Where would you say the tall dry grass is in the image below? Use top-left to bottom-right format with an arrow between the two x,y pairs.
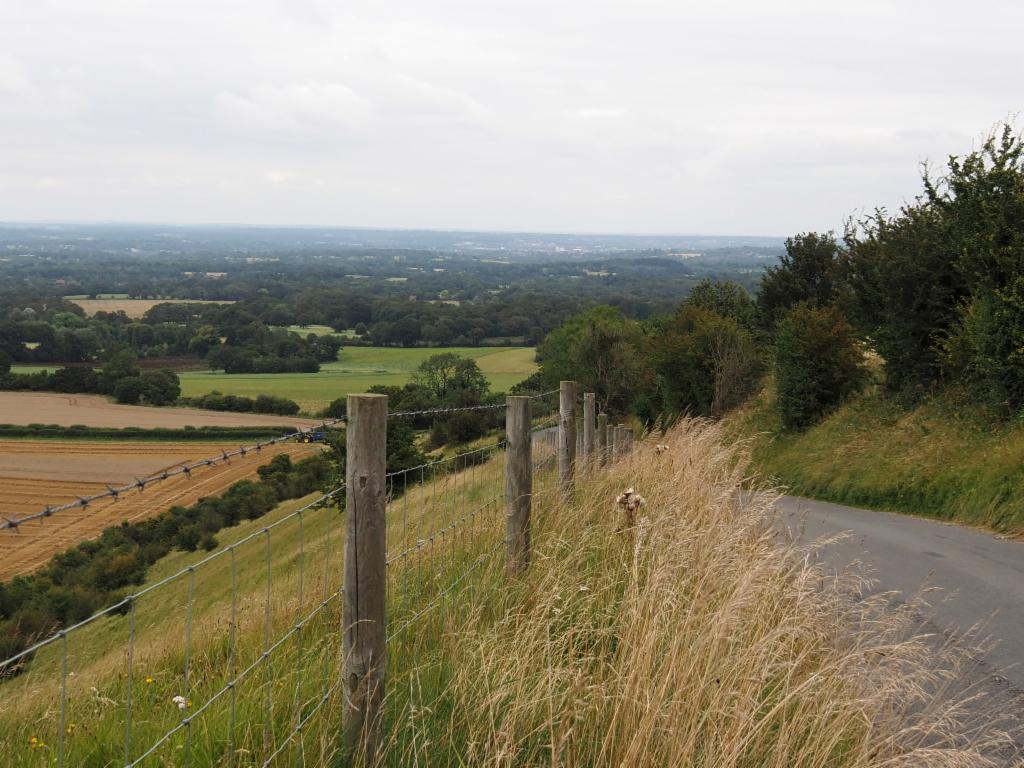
381,419 -> 1019,767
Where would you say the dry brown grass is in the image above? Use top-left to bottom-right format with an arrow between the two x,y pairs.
382,419 -> 1020,767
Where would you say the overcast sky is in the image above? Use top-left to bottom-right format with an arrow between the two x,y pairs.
1,0 -> 1020,236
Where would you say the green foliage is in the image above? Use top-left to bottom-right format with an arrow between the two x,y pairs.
651,306 -> 762,418
685,278 -> 758,331
757,232 -> 840,330
843,124 -> 1024,405
320,396 -> 346,419
537,306 -> 652,416
99,350 -> 141,393
0,424 -> 285,440
139,369 -> 180,405
773,305 -> 868,430
178,391 -> 300,415
944,276 -> 1024,410
842,205 -> 961,393
412,353 -> 489,401
112,375 -> 146,404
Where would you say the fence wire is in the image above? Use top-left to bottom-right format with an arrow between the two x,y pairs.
384,440 -> 507,642
1,417 -> 347,533
1,485 -> 348,767
0,387 -> 611,766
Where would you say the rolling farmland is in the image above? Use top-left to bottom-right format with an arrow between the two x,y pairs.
179,345 -> 538,411
0,439 -> 318,578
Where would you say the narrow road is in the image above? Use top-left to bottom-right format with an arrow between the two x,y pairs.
775,495 -> 1024,690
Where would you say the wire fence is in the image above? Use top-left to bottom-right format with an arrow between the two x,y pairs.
0,384 -> 628,766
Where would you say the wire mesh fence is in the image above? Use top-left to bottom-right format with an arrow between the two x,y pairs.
0,486 -> 348,766
0,385 -> 629,766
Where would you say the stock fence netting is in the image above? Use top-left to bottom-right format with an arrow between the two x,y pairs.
0,388 -> 575,766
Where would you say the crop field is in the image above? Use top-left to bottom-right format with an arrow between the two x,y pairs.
179,345 -> 538,412
68,298 -> 233,318
0,439 -> 318,578
0,392 -> 320,429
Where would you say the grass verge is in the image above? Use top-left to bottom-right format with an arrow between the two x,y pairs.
0,421 -> 1014,766
727,383 -> 1024,535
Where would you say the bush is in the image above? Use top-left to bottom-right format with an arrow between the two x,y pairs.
252,394 -> 300,415
180,392 -> 300,416
651,306 -> 762,418
321,397 -> 346,419
113,375 -> 147,404
944,276 -> 1024,410
773,304 -> 868,430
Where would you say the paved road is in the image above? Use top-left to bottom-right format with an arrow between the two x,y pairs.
775,495 -> 1024,690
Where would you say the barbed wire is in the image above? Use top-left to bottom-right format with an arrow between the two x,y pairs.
4,392 -> 556,534
0,380 -> 614,765
529,388 -> 561,399
384,440 -> 506,481
0,483 -> 345,673
388,402 -> 507,419
0,417 -> 347,533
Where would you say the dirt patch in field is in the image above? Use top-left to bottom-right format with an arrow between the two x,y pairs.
0,440 -> 320,579
69,298 -> 233,318
0,392 -> 320,429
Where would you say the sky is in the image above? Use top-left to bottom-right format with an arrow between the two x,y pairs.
0,0 -> 1021,236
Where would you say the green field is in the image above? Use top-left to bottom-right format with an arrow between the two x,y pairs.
179,346 -> 537,412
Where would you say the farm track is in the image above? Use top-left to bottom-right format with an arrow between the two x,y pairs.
0,440 -> 318,579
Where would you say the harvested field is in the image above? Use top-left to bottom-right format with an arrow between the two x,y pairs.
69,298 -> 232,318
0,392 -> 320,430
0,439 -> 319,578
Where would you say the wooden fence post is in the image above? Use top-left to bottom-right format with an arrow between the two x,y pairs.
609,423 -> 618,463
505,396 -> 532,575
558,381 -> 577,493
343,393 -> 388,763
596,412 -> 608,467
615,425 -> 627,460
582,393 -> 596,468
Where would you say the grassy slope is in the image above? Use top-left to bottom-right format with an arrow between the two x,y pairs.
178,346 -> 537,412
728,383 -> 1024,535
1,424 -> 1010,766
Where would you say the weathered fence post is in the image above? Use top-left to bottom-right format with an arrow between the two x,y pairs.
558,381 -> 577,493
505,396 -> 532,575
596,412 -> 608,468
609,423 -> 618,463
343,393 -> 388,763
582,393 -> 596,468
615,425 -> 627,460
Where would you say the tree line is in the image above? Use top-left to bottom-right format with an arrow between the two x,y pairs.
534,124 -> 1024,432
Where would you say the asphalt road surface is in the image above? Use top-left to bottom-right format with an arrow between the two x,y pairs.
775,495 -> 1024,761
775,495 -> 1024,688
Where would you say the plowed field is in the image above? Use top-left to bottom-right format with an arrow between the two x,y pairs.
0,440 -> 319,579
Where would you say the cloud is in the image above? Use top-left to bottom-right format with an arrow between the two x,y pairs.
0,0 -> 1021,234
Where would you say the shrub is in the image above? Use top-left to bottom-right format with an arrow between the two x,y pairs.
773,304 -> 868,430
113,375 -> 147,404
651,306 -> 762,418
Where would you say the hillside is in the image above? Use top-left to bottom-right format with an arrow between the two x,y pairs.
0,419 -> 1011,765
728,383 -> 1024,536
